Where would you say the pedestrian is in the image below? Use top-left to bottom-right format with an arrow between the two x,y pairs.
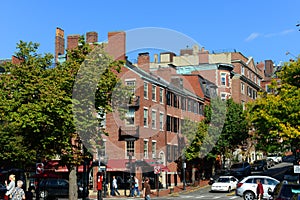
132,176 -> 140,197
112,176 -> 120,196
11,180 -> 25,200
4,174 -> 15,200
256,179 -> 264,200
142,177 -> 151,200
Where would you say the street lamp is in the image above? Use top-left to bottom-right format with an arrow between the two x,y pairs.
182,154 -> 186,190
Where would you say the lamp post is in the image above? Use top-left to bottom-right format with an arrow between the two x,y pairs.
182,154 -> 186,190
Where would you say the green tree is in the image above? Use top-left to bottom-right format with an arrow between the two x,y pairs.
247,58 -> 300,152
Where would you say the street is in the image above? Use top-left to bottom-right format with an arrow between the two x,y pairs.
80,162 -> 292,200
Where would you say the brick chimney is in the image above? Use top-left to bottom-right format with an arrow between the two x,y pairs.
55,27 -> 65,62
137,52 -> 150,72
67,34 -> 80,50
106,31 -> 126,60
265,60 -> 274,77
86,31 -> 98,43
199,47 -> 209,64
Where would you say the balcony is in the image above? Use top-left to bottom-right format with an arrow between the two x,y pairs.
119,126 -> 140,141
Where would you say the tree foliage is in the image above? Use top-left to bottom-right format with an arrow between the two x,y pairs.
247,58 -> 300,152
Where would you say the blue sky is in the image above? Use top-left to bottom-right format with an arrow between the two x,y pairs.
1,0 -> 299,65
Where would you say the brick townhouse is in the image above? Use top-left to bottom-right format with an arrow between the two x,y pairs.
54,28 -> 216,192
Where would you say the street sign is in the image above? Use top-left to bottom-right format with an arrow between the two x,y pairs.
294,165 -> 300,173
154,166 -> 161,174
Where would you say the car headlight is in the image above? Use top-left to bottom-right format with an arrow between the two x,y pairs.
79,186 -> 83,191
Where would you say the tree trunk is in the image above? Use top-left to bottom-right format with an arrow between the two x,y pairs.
69,166 -> 78,200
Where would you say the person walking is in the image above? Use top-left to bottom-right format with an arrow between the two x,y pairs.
132,176 -> 140,197
256,179 -> 264,200
112,176 -> 120,196
5,174 -> 15,200
11,180 -> 25,200
143,177 -> 151,200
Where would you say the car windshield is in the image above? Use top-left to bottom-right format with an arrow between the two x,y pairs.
231,163 -> 243,168
217,178 -> 230,183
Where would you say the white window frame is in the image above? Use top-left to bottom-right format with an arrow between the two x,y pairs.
125,107 -> 135,126
159,87 -> 164,104
152,140 -> 157,159
125,79 -> 136,95
126,141 -> 135,158
159,112 -> 164,131
241,82 -> 245,94
220,72 -> 226,86
152,85 -> 156,102
143,107 -> 148,127
144,139 -> 149,158
144,81 -> 148,99
241,66 -> 245,75
220,92 -> 227,101
151,109 -> 157,129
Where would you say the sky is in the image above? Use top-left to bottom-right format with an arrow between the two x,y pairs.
1,0 -> 300,65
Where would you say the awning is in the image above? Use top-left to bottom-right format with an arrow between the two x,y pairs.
144,159 -> 170,172
106,159 -> 135,172
44,160 -> 86,173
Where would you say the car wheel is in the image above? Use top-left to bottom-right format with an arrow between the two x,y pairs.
40,190 -> 48,198
228,186 -> 231,192
243,191 -> 255,200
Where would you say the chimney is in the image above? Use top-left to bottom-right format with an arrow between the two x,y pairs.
67,34 -> 80,50
11,55 -> 23,65
55,27 -> 65,62
160,52 -> 176,63
265,60 -> 274,77
199,47 -> 209,64
86,31 -> 98,43
106,31 -> 126,60
137,52 -> 150,72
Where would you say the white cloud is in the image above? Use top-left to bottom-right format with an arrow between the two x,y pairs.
245,32 -> 260,42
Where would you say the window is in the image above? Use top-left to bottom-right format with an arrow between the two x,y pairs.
159,88 -> 164,103
125,107 -> 135,126
181,97 -> 186,110
173,146 -> 178,161
167,145 -> 171,162
126,141 -> 135,157
144,108 -> 148,127
221,73 -> 226,86
241,82 -> 245,94
151,110 -> 156,129
152,85 -> 156,101
144,82 -> 148,99
152,141 -> 156,158
126,80 -> 136,95
144,140 -> 148,158
159,112 -> 164,130
221,93 -> 226,101
166,91 -> 171,105
241,66 -> 245,75
166,115 -> 171,131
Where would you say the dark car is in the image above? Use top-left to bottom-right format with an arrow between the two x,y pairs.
229,162 -> 251,177
37,178 -> 88,199
251,159 -> 268,172
0,183 -> 6,199
284,167 -> 299,183
268,182 -> 300,200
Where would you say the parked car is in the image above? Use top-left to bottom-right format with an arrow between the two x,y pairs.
267,153 -> 282,164
268,182 -> 300,200
283,155 -> 296,163
251,159 -> 268,172
230,162 -> 251,177
284,167 -> 299,183
210,176 -> 239,192
0,183 -> 6,199
37,178 -> 88,199
267,158 -> 276,168
235,175 -> 279,200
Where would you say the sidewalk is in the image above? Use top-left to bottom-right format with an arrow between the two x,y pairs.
88,180 -> 209,199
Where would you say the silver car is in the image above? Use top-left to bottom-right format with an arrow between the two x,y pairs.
236,175 -> 279,200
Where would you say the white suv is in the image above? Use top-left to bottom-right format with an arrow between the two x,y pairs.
235,175 -> 279,200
